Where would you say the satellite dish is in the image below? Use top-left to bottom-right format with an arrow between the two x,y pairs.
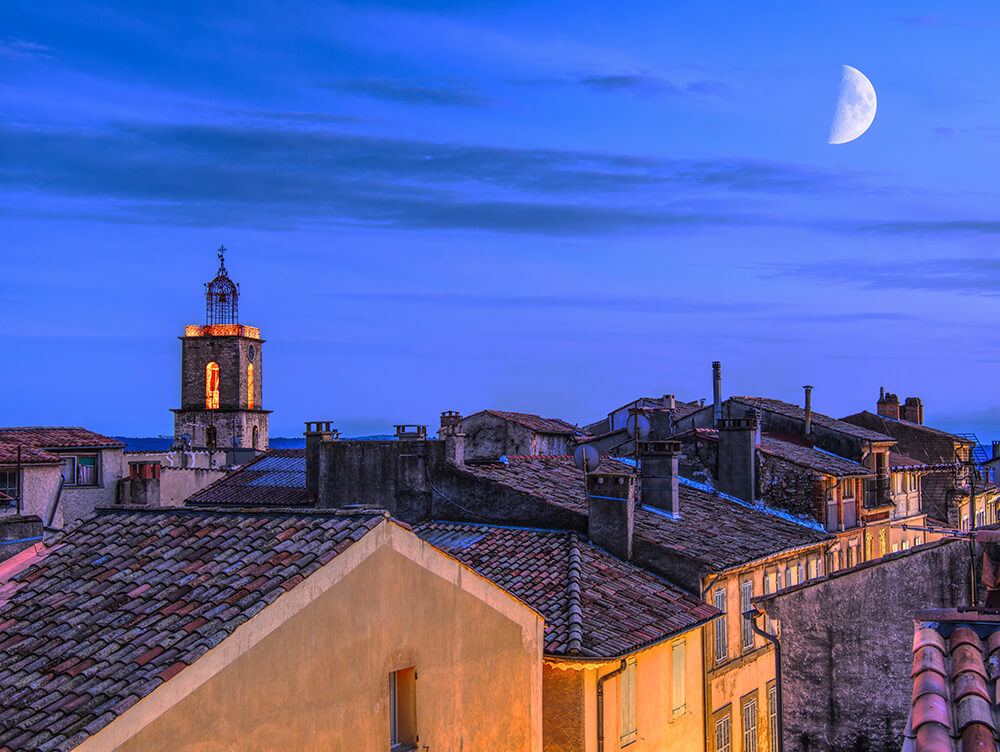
626,413 -> 651,441
574,444 -> 600,473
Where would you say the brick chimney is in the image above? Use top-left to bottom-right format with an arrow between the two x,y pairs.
587,472 -> 636,561
900,397 -> 924,425
304,421 -> 339,499
123,461 -> 161,506
394,425 -> 427,441
439,411 -> 462,435
877,387 -> 900,420
712,361 -> 722,427
639,440 -> 680,517
718,416 -> 759,504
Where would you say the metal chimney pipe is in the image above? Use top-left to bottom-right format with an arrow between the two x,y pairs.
803,386 -> 813,436
712,361 -> 722,427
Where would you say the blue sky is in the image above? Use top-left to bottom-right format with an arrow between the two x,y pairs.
3,1 -> 1000,439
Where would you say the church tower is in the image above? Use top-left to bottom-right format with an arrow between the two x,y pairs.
172,247 -> 270,451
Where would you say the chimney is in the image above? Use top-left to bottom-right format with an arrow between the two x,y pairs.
445,432 -> 465,466
124,461 -> 161,506
663,394 -> 676,410
439,410 -> 462,435
639,440 -> 681,517
877,388 -> 900,420
305,421 -> 338,499
993,441 -> 1000,460
712,361 -> 722,426
803,385 -> 813,437
718,416 -> 758,504
394,425 -> 427,441
901,397 -> 924,425
587,472 -> 636,561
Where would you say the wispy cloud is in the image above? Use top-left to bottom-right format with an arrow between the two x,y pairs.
859,220 -> 1000,235
578,74 -> 729,97
764,258 -> 1000,297
321,78 -> 490,107
0,120 -> 846,233
0,39 -> 53,61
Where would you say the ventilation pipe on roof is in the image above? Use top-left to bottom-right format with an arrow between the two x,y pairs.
803,385 -> 813,437
712,361 -> 722,427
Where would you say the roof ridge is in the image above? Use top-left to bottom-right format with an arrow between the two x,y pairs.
565,532 -> 584,656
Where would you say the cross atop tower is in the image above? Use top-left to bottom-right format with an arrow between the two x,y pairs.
217,244 -> 227,268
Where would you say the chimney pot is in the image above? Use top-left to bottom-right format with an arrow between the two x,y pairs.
712,361 -> 722,427
803,385 -> 813,436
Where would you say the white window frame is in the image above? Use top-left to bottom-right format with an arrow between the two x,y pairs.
741,580 -> 754,651
714,588 -> 727,663
715,712 -> 731,752
743,698 -> 758,752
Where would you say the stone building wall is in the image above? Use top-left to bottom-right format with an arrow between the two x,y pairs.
758,454 -> 826,520
758,539 -> 971,752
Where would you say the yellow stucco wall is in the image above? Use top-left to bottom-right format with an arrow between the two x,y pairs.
81,521 -> 544,752
544,627 -> 707,752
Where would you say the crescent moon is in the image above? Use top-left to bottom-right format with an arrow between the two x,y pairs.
828,65 -> 877,144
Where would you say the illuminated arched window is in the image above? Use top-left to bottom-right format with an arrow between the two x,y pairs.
247,363 -> 255,409
206,362 -> 220,409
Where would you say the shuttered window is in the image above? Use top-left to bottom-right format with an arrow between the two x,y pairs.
619,657 -> 637,745
672,641 -> 686,715
714,589 -> 727,663
715,713 -> 731,752
741,580 -> 754,650
743,698 -> 757,752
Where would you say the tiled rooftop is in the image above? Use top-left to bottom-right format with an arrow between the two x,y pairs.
414,522 -> 718,657
0,428 -> 124,451
186,449 -> 312,507
891,451 -> 931,470
904,614 -> 1000,752
842,411 -> 971,466
0,507 -> 385,751
478,410 -> 583,435
731,397 -> 896,444
687,428 -> 873,478
459,456 -> 831,571
0,443 -> 63,466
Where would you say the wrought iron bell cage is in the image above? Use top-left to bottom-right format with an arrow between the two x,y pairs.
205,246 -> 239,326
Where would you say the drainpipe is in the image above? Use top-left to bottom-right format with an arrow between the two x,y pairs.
748,608 -> 783,752
45,476 -> 65,529
596,658 -> 628,752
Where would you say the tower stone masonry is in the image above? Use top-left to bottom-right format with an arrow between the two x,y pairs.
172,247 -> 270,451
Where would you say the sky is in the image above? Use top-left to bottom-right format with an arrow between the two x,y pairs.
3,1 -> 1000,439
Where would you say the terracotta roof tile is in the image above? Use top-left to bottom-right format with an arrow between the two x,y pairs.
689,429 -> 873,478
459,456 -> 830,571
186,449 -> 312,507
414,522 -> 718,658
477,410 -> 583,435
0,507 -> 384,750
0,428 -> 124,450
731,398 -> 896,443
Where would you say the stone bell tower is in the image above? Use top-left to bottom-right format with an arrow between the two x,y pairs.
172,246 -> 270,451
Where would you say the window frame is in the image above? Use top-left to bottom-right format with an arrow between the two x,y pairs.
713,588 -> 728,664
741,579 -> 754,651
713,706 -> 732,752
0,469 -> 18,505
768,682 -> 778,752
671,639 -> 686,717
741,691 -> 759,752
61,454 -> 100,487
389,667 -> 417,750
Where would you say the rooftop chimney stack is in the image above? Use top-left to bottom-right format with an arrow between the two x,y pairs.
394,425 -> 427,441
587,472 -> 636,561
445,432 -> 465,467
439,411 -> 463,435
803,385 -> 813,437
993,441 -> 1000,460
304,421 -> 339,499
901,397 -> 924,425
712,361 -> 722,427
639,440 -> 681,517
718,416 -> 758,504
664,394 -> 677,410
877,388 -> 900,420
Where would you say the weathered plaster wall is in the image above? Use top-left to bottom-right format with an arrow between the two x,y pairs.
0,515 -> 43,562
6,465 -> 62,526
105,523 -> 544,752
543,664 -> 586,752
59,447 -> 122,525
759,540 -> 970,752
758,455 -> 826,520
161,467 -> 227,507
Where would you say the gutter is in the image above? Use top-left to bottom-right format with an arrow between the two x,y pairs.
748,607 -> 783,752
596,658 -> 627,752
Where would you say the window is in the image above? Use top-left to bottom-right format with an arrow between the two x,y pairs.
847,545 -> 854,568
825,487 -> 838,532
741,580 -> 754,651
252,426 -> 259,450
205,426 -> 217,449
389,667 -> 417,749
768,684 -> 778,752
206,362 -> 220,409
714,589 -> 728,663
61,456 -> 98,486
715,710 -> 732,752
909,473 -> 918,492
743,696 -> 758,752
841,479 -> 855,499
977,510 -> 985,529
763,574 -> 773,633
247,363 -> 255,410
672,640 -> 686,716
797,564 -> 804,583
0,470 -> 17,504
619,657 -> 637,745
